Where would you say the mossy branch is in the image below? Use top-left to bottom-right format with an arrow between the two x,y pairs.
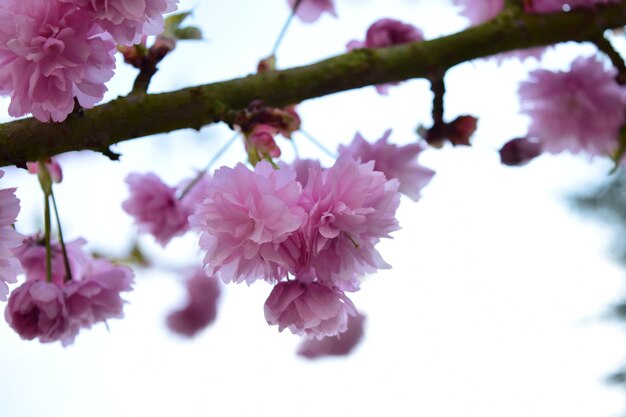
1,3 -> 626,166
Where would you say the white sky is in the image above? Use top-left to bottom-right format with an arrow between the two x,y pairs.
1,1 -> 625,416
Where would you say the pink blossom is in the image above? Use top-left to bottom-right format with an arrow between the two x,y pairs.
338,130 -> 435,201
63,258 -> 133,331
13,236 -> 90,286
453,0 -> 503,25
7,244 -> 134,345
288,0 -> 336,23
190,162 -> 306,284
5,280 -> 76,344
123,173 -> 194,246
246,124 -> 282,159
26,158 -> 63,183
297,313 -> 365,359
0,173 -> 23,301
518,56 -> 626,156
0,0 -> 116,122
166,268 -> 221,337
347,19 -> 424,95
300,155 -> 400,288
264,281 -> 357,339
61,0 -> 179,45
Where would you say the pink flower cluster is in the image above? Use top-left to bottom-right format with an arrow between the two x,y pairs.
0,170 -> 23,301
123,172 -> 210,246
190,156 -> 400,339
518,56 -> 626,156
338,130 -> 435,201
61,0 -> 179,45
13,236 -> 90,285
5,236 -> 134,345
0,0 -> 177,122
347,19 -> 424,94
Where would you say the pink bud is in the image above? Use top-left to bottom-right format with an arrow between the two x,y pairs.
246,124 -> 282,158
499,137 -> 542,166
26,158 -> 63,183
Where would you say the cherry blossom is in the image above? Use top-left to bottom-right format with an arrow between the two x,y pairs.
167,268 -> 221,337
264,281 -> 356,339
190,161 -> 306,284
0,0 -> 116,122
123,173 -> 196,246
300,155 -> 400,288
519,56 -> 626,156
61,0 -> 179,45
5,280 -> 74,344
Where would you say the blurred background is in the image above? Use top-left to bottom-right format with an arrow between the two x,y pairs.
0,0 -> 625,416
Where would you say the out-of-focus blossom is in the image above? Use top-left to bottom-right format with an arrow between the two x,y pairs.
518,56 -> 626,156
5,280 -> 75,344
13,236 -> 90,286
190,162 -> 306,284
26,159 -> 63,183
0,171 -> 23,301
288,0 -> 336,23
123,173 -> 194,246
300,155 -> 400,288
338,130 -> 435,201
297,312 -> 366,359
347,19 -> 424,94
167,268 -> 221,337
264,281 -> 356,339
61,0 -> 179,45
499,137 -> 543,166
0,0 -> 116,122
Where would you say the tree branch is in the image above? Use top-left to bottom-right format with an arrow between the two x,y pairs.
1,3 -> 626,166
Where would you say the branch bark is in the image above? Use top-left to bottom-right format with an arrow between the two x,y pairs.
1,3 -> 626,166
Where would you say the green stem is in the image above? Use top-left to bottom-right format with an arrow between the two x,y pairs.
43,194 -> 52,283
50,190 -> 73,282
271,0 -> 303,56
